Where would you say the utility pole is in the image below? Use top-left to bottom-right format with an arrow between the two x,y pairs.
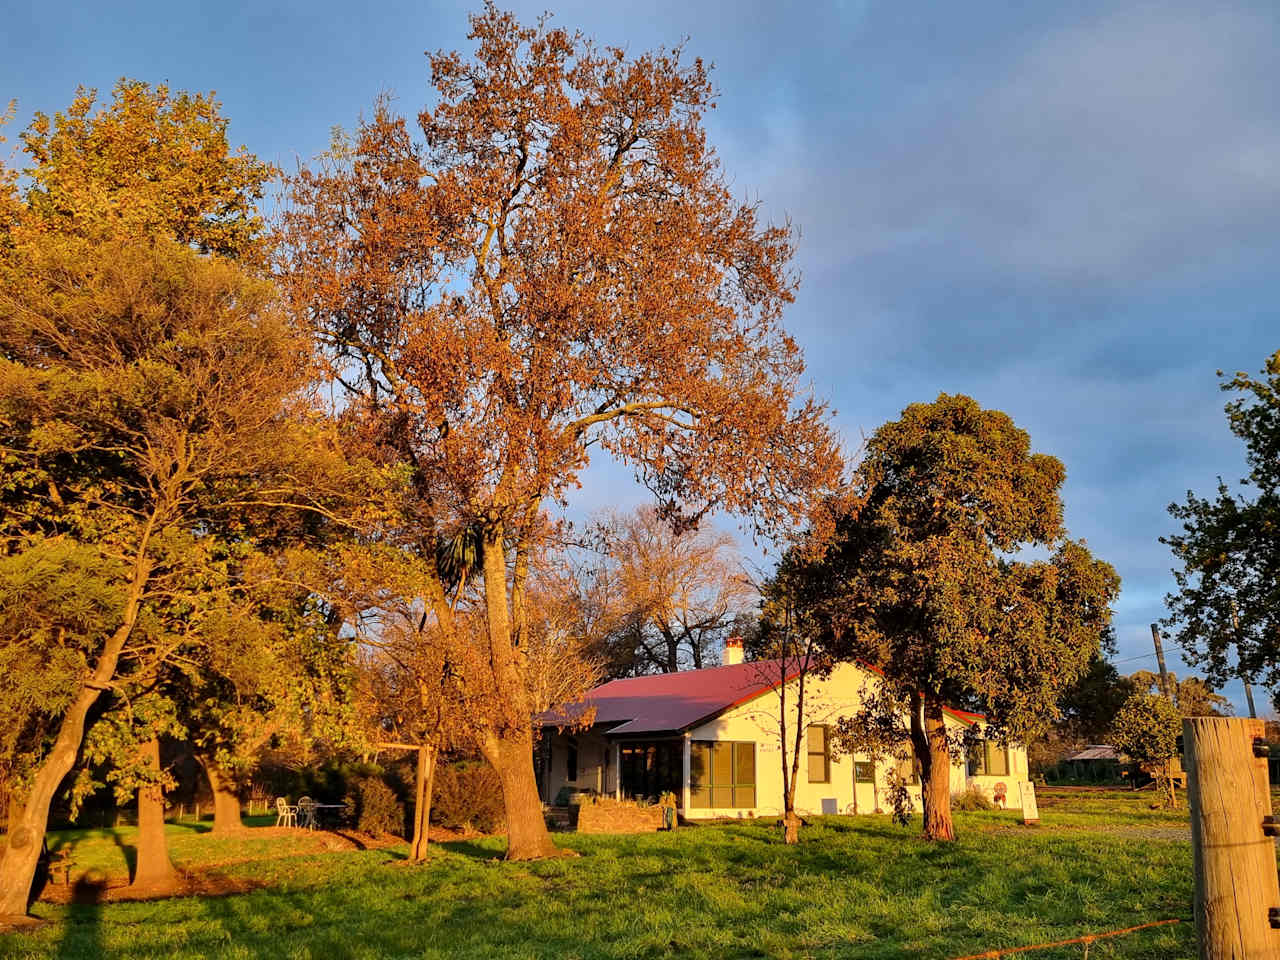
1150,623 -> 1178,708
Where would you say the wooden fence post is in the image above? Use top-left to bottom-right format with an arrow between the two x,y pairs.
1184,716 -> 1280,959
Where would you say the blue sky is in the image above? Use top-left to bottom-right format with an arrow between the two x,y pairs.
5,1 -> 1278,709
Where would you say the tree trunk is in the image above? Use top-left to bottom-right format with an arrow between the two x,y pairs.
130,738 -> 176,892
910,692 -> 956,842
408,743 -> 437,863
478,525 -> 567,861
782,810 -> 801,844
484,729 -> 568,860
198,757 -> 244,834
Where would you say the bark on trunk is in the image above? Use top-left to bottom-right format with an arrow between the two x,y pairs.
478,525 -> 567,861
910,692 -> 956,842
408,744 -> 437,862
485,729 -> 568,860
198,758 -> 244,834
782,811 -> 801,845
130,738 -> 176,892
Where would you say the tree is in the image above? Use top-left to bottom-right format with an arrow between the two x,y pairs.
1164,351 -> 1280,701
182,586 -> 356,835
17,79 -> 271,261
784,394 -> 1120,841
745,570 -> 836,844
1061,652 -> 1135,743
278,5 -> 841,860
1129,670 -> 1231,718
587,506 -> 753,677
1028,650 -> 1133,775
1110,692 -> 1182,808
0,82 -> 362,917
342,530 -> 602,863
72,694 -> 184,892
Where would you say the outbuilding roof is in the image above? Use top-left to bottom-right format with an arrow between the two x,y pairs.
1066,744 -> 1127,762
543,659 -> 986,736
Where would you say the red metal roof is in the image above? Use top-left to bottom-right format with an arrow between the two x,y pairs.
553,659 -> 800,735
544,659 -> 984,735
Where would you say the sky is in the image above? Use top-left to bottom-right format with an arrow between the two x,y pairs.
4,0 -> 1278,710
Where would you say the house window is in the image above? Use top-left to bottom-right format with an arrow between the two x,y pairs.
566,737 -> 578,783
853,760 -> 875,784
807,725 -> 831,783
619,741 -> 682,802
968,741 -> 1009,777
690,741 -> 756,808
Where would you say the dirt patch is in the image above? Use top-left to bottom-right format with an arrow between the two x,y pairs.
39,869 -> 266,905
0,914 -> 48,934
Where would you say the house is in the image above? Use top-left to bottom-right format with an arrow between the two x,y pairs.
537,640 -> 1029,819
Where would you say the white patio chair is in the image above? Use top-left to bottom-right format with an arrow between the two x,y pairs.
275,796 -> 297,828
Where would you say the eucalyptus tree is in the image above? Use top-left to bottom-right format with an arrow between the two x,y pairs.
782,395 -> 1119,841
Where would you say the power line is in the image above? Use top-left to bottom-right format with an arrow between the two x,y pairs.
1112,652 -> 1158,664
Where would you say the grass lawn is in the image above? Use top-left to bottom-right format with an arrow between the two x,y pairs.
1,792 -> 1195,959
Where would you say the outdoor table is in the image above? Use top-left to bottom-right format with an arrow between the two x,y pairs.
307,803 -> 347,829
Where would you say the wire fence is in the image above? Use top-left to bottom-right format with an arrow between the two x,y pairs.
950,918 -> 1184,959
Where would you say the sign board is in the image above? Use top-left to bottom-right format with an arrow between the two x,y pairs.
1019,781 -> 1039,825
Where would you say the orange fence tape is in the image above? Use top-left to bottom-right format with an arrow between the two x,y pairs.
949,918 -> 1183,959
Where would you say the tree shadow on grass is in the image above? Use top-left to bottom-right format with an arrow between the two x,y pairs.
165,820 -> 213,835
437,838 -> 505,861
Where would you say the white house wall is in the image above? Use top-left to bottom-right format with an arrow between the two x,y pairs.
539,661 -> 1029,818
685,662 -> 1028,819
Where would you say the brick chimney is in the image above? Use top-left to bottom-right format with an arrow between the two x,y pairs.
723,636 -> 744,666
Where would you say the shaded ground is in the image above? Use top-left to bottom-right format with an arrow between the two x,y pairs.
1,794 -> 1194,959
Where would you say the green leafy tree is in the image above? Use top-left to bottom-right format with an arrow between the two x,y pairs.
1110,692 -> 1182,808
72,694 -> 185,891
1061,651 -> 1134,743
180,586 -> 357,835
18,79 -> 272,261
1129,670 -> 1231,718
1028,650 -> 1133,776
786,394 -> 1120,841
0,82 -> 363,918
1163,351 -> 1280,702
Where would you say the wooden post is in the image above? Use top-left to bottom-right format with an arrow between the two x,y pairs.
1184,716 -> 1280,959
681,735 -> 691,813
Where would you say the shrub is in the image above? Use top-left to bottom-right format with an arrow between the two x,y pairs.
432,762 -> 504,833
952,786 -> 995,811
884,768 -> 914,827
347,776 -> 405,837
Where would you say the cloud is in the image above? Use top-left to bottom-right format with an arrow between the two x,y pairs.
719,2 -> 1280,295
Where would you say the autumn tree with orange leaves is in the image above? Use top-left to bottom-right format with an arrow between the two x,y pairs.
279,5 -> 841,860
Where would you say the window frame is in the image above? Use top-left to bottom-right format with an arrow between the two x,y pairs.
806,724 -> 831,784
967,740 -> 1010,778
690,740 -> 757,808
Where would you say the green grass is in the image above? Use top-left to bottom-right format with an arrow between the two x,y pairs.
2,793 -> 1195,960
